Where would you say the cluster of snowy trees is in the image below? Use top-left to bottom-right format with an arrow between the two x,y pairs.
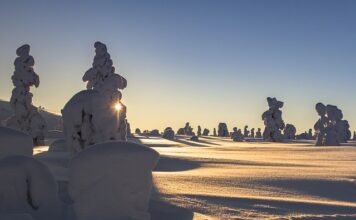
0,43 -> 159,220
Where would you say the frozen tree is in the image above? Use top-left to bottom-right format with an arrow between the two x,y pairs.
256,128 -> 262,138
162,127 -> 175,140
243,125 -> 249,137
202,128 -> 210,136
213,128 -> 217,136
62,42 -> 127,153
218,122 -> 229,137
308,129 -> 313,139
284,124 -> 296,140
250,128 -> 255,138
117,102 -> 128,141
6,45 -> 46,146
197,126 -> 202,136
231,127 -> 244,142
262,97 -> 285,142
135,128 -> 141,134
177,122 -> 194,135
314,103 -> 350,146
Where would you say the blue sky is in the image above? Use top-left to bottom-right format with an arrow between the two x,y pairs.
0,0 -> 355,133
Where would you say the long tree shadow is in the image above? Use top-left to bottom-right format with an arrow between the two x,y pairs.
149,185 -> 195,220
174,193 -> 356,218
153,156 -> 201,172
259,178 -> 356,203
171,138 -> 211,147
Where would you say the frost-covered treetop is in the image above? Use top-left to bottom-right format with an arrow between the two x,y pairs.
12,44 -> 39,89
82,41 -> 127,96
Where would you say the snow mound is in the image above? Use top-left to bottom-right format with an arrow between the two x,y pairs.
0,127 -> 33,159
0,156 -> 62,220
48,139 -> 67,152
68,141 -> 159,220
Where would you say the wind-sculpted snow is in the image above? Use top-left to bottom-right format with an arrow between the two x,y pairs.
62,42 -> 127,153
6,45 -> 46,146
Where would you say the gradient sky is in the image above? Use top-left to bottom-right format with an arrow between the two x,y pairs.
0,0 -> 355,133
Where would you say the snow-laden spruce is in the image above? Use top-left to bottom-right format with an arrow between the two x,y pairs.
62,42 -> 127,153
6,45 -> 46,146
314,103 -> 351,146
262,97 -> 285,142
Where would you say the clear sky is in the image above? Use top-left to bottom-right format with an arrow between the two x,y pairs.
0,0 -> 355,133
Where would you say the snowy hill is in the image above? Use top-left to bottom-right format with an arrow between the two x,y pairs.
0,100 -> 62,130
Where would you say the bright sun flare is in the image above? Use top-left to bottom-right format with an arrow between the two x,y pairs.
114,103 -> 122,111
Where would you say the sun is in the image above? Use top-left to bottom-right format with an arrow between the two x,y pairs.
114,103 -> 122,111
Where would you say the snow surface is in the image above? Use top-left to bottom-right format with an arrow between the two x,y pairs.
67,141 -> 159,220
30,135 -> 356,219
133,135 -> 356,219
0,126 -> 33,159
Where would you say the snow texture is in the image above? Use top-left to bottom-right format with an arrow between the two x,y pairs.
0,156 -> 62,220
67,141 -> 159,220
0,126 -> 33,159
62,42 -> 127,154
6,45 -> 46,146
